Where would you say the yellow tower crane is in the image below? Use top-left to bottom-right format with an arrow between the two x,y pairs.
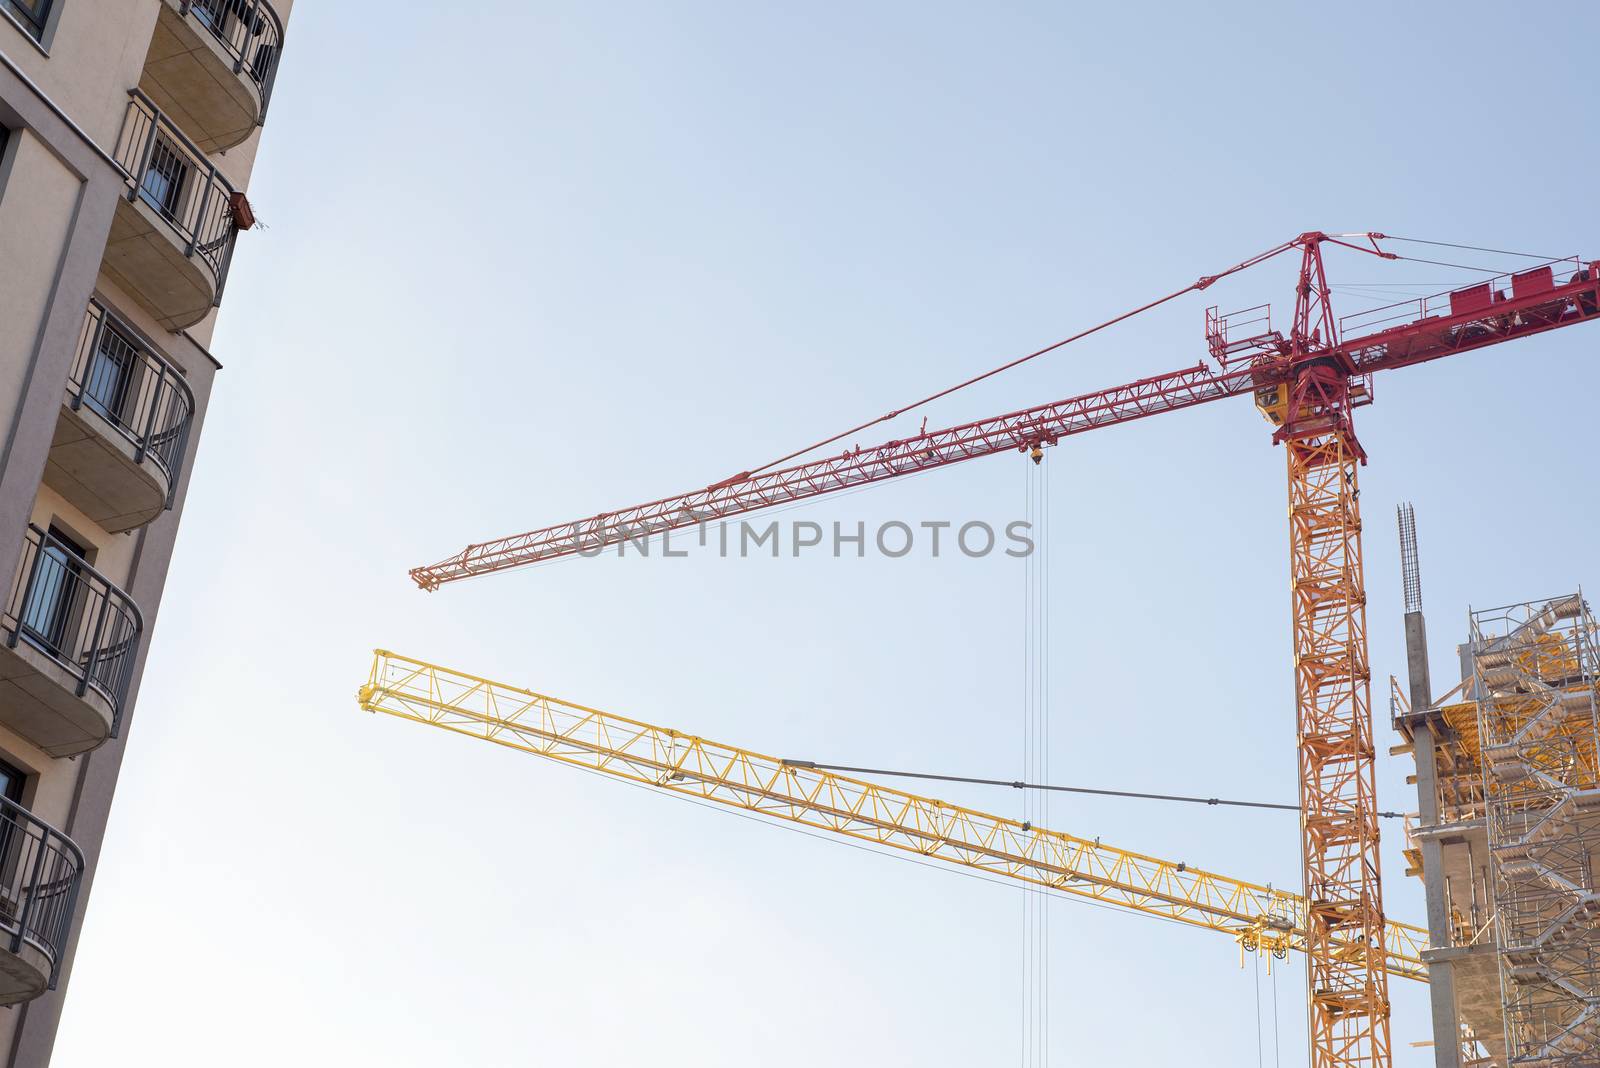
359,649 -> 1430,982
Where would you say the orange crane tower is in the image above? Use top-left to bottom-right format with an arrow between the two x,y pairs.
404,234 -> 1600,1068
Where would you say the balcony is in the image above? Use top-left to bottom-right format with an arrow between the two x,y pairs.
0,798 -> 82,1005
142,0 -> 285,153
0,526 -> 143,758
104,91 -> 244,331
45,301 -> 194,534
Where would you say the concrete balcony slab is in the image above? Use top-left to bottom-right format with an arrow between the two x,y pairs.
141,0 -> 283,153
43,301 -> 193,533
0,526 -> 143,757
0,638 -> 115,759
45,406 -> 169,534
102,192 -> 221,332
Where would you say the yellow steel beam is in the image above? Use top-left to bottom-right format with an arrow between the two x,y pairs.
359,649 -> 1429,981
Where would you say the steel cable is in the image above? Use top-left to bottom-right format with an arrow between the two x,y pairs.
1385,235 -> 1563,261
779,761 -> 1406,819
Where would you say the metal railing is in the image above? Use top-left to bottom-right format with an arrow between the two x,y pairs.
112,90 -> 241,301
69,301 -> 195,508
1338,256 -> 1592,339
179,0 -> 285,120
0,796 -> 82,991
2,526 -> 143,737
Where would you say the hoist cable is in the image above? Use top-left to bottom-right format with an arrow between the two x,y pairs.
1271,957 -> 1281,1068
1254,953 -> 1265,1068
1020,462 -> 1034,1068
1041,460 -> 1051,1063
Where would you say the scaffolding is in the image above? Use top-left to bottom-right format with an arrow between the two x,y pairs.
1471,594 -> 1600,1066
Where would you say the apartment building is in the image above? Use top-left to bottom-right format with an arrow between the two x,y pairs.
0,1 -> 291,1061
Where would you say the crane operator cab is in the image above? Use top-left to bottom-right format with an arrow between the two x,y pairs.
1254,381 -> 1289,427
1252,356 -> 1371,431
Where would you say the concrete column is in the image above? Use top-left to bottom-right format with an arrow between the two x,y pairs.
1405,610 -> 1462,1068
0,59 -> 125,578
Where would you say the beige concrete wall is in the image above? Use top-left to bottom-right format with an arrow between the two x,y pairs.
0,709 -> 82,828
28,483 -> 138,587
0,0 -> 160,149
0,129 -> 80,442
94,271 -> 213,382
1,0 -> 293,177
4,0 -> 288,350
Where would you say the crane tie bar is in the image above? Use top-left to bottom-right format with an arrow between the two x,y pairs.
781,760 -> 1404,818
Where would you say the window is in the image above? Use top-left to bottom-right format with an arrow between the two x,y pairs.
191,0 -> 250,43
0,758 -> 23,809
0,755 -> 24,901
189,0 -> 220,29
249,41 -> 277,85
139,137 -> 189,221
20,526 -> 87,657
0,0 -> 51,41
84,321 -> 139,429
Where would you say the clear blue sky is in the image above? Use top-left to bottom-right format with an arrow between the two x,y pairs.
54,2 -> 1600,1065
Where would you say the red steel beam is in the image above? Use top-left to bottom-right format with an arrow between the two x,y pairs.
410,361 -> 1262,588
410,259 -> 1599,590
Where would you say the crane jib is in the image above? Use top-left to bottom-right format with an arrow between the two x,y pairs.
408,361 -> 1262,587
360,649 -> 1430,980
408,257 -> 1599,590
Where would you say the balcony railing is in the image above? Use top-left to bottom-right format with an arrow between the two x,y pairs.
0,796 -> 82,993
69,301 -> 195,509
2,526 -> 143,737
180,0 -> 286,121
112,90 -> 241,301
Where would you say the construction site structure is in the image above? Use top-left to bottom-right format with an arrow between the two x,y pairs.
1475,595 -> 1600,1064
360,649 -> 1430,982
402,235 -> 1600,1067
1391,510 -> 1599,1066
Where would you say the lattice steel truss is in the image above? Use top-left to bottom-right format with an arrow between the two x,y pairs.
360,650 -> 1431,981
1288,431 -> 1391,1068
1472,594 -> 1600,1065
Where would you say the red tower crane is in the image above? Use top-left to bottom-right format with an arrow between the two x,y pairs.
407,233 -> 1600,1068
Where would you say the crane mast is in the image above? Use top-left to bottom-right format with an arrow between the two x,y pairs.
1276,239 -> 1389,1068
360,649 -> 1430,982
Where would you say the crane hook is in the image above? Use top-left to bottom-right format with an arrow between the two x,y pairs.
1029,444 -> 1044,465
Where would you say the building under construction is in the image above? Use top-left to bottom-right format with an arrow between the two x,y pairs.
1393,506 -> 1599,1066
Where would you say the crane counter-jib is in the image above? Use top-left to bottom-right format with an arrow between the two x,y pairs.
358,649 -> 1429,981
